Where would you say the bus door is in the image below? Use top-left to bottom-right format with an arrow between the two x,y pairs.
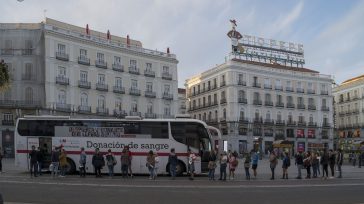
207,126 -> 222,154
38,137 -> 52,169
26,137 -> 39,169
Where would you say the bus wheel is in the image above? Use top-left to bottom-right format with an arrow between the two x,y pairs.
66,158 -> 76,174
176,161 -> 186,176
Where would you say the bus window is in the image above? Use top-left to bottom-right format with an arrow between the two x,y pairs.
140,122 -> 168,138
171,122 -> 210,150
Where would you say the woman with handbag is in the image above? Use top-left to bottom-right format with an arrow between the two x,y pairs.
207,149 -> 217,180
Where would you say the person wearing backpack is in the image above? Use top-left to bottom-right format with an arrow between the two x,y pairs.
281,152 -> 290,179
269,151 -> 278,180
105,149 -> 116,178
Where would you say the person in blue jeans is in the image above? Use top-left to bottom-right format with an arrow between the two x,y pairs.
251,150 -> 259,178
207,150 -> 217,180
168,148 -> 178,179
219,152 -> 228,181
244,153 -> 251,180
51,147 -> 60,178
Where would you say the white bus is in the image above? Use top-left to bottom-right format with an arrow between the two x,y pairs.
15,116 -> 221,175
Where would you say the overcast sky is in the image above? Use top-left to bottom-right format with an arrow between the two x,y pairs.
2,0 -> 364,87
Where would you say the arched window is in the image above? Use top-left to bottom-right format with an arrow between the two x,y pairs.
164,104 -> 170,116
309,114 -> 313,123
265,93 -> 271,102
203,112 -> 206,121
208,111 -> 212,121
255,109 -> 260,120
240,109 -> 245,120
266,111 -> 271,120
80,93 -> 88,106
147,102 -> 153,114
115,97 -> 122,110
131,100 -> 138,112
98,95 -> 105,108
25,87 -> 33,102
277,111 -> 282,121
58,90 -> 66,104
238,90 -> 245,99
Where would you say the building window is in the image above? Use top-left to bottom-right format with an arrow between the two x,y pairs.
3,113 -> 13,122
277,112 -> 281,121
265,93 -> 271,102
131,79 -> 138,89
80,49 -> 87,57
239,90 -> 245,99
80,71 -> 88,82
266,111 -> 271,120
58,66 -> 66,76
115,98 -> 122,110
130,60 -> 137,68
80,93 -> 88,106
58,90 -> 66,104
25,87 -> 33,102
164,104 -> 171,116
146,82 -> 153,92
57,44 -> 65,53
163,66 -> 169,74
97,53 -> 104,61
115,77 -> 122,87
147,102 -> 153,114
309,114 -> 313,123
114,56 -> 121,65
98,74 -> 105,84
146,63 -> 152,71
98,96 -> 105,108
131,101 -> 138,112
25,63 -> 33,78
223,108 -> 226,119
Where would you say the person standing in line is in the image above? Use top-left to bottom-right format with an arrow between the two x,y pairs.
320,149 -> 329,180
244,153 -> 251,180
269,151 -> 278,180
0,147 -> 3,173
311,152 -> 319,178
219,152 -> 228,181
105,149 -> 116,178
59,148 -> 67,177
228,151 -> 238,180
51,147 -> 60,178
79,147 -> 87,177
154,153 -> 160,178
251,150 -> 259,179
352,152 -> 357,167
207,149 -> 217,181
146,150 -> 156,180
295,151 -> 304,179
120,147 -> 130,178
187,149 -> 197,180
29,145 -> 38,178
328,149 -> 336,178
36,147 -> 44,176
281,152 -> 290,179
92,148 -> 104,178
168,148 -> 178,180
125,146 -> 133,178
336,148 -> 343,178
303,151 -> 312,179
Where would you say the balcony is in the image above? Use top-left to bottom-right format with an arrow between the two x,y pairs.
297,121 -> 307,127
144,70 -> 155,77
322,122 -> 331,128
308,122 -> 317,127
307,89 -> 316,94
264,101 -> 273,106
130,111 -> 141,117
275,120 -> 285,126
264,84 -> 272,89
96,83 -> 108,91
21,74 -> 36,81
78,80 -> 91,89
287,120 -> 296,126
321,106 -> 330,111
220,81 -> 226,87
252,83 -> 261,88
212,84 -> 217,90
321,90 -> 329,95
55,52 -> 69,61
162,72 -> 172,80
297,104 -> 306,110
1,49 -> 14,55
55,75 -> 69,85
96,107 -> 109,115
22,49 -> 33,55
286,103 -> 295,108
55,103 -> 72,112
145,90 -> 156,98
2,120 -> 14,126
308,105 -> 316,110
238,98 -> 247,104
264,119 -> 274,126
162,93 -> 173,100
145,113 -> 157,119
220,98 -> 227,104
253,100 -> 262,105
275,85 -> 283,91
352,109 -> 360,114
129,67 -> 140,75
0,100 -> 41,109
78,105 -> 91,113
296,88 -> 305,93
78,56 -> 90,65
238,81 -> 246,86
275,102 -> 284,108
112,63 -> 124,72
286,87 -> 294,92
253,118 -> 263,124
114,109 -> 127,118
113,86 -> 125,94
206,118 -> 218,124
239,117 -> 249,124
129,88 -> 141,96
264,132 -> 274,137
95,60 -> 107,69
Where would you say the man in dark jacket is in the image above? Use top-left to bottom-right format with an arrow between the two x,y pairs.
320,149 -> 330,179
336,149 -> 343,178
92,148 -> 104,177
51,147 -> 60,178
295,152 -> 304,179
168,148 -> 178,179
36,147 -> 44,176
329,149 -> 336,178
29,145 -> 38,178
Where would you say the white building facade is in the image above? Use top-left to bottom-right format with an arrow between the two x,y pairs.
186,57 -> 334,154
0,18 -> 178,155
333,75 -> 364,151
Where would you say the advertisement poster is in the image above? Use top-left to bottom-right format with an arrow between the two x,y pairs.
297,142 -> 305,152
308,129 -> 315,138
297,129 -> 305,138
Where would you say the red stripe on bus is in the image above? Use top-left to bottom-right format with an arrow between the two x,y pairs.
16,150 -> 189,157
